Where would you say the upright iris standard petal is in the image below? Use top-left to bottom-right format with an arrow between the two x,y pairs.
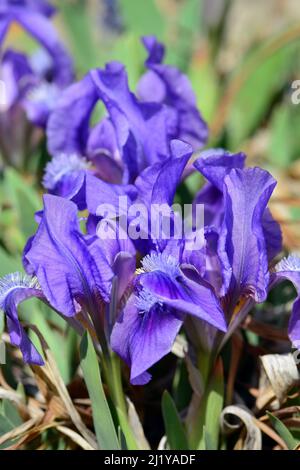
47,74 -> 98,156
193,149 -> 246,228
194,150 -> 282,260
0,272 -> 44,364
24,195 -> 114,318
137,36 -> 208,149
91,62 -> 170,182
47,73 -> 124,182
85,140 -> 191,257
218,168 -> 277,303
194,149 -> 246,191
135,139 -> 192,207
274,255 -> 300,347
130,140 -> 192,254
142,35 -> 165,65
47,55 -> 174,184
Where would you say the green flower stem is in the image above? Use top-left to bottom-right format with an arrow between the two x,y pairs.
108,351 -> 128,417
187,350 -> 224,450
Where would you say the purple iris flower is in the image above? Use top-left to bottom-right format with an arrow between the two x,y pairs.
273,255 -> 300,348
85,139 -> 193,253
45,36 -> 208,196
137,36 -> 209,150
44,64 -> 186,206
110,149 -> 284,381
111,249 -> 227,385
2,139 -> 299,387
180,150 -> 283,352
23,195 -> 114,318
194,149 -> 282,274
47,62 -> 170,186
0,194 -> 136,363
0,272 -> 45,364
0,0 -> 73,127
102,141 -> 225,384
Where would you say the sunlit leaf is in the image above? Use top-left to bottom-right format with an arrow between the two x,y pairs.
267,411 -> 299,450
162,390 -> 189,450
228,40 -> 300,148
80,333 -> 120,450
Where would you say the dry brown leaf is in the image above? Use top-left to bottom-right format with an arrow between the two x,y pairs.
220,405 -> 262,450
27,324 -> 98,449
126,397 -> 150,450
56,425 -> 95,450
257,353 -> 300,410
0,417 -> 41,447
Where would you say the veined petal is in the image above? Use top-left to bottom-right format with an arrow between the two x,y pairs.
25,195 -> 114,318
47,73 -> 98,156
218,168 -> 277,304
194,149 -> 246,191
138,251 -> 227,331
138,36 -> 208,149
135,139 -> 192,207
273,254 -> 300,348
90,62 -> 169,182
140,271 -> 227,332
194,152 -> 282,260
111,294 -> 183,385
0,272 -> 44,364
193,150 -> 245,230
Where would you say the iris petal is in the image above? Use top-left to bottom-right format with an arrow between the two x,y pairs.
218,167 -> 277,303
274,254 -> 300,348
0,272 -> 44,364
25,195 -> 114,318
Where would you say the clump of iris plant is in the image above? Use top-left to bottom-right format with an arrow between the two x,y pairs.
0,2 -> 299,450
0,0 -> 73,166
